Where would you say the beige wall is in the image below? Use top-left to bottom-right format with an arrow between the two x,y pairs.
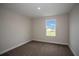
0,8 -> 32,54
69,4 -> 79,56
32,14 -> 69,45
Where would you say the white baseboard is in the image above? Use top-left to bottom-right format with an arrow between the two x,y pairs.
0,39 -> 69,55
32,39 -> 68,45
69,45 -> 76,56
0,40 -> 31,55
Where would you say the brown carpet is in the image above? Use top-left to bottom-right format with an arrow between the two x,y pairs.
1,41 -> 74,56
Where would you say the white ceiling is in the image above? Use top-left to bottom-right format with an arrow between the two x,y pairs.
1,3 -> 75,18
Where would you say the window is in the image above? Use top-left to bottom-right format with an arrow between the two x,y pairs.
46,19 -> 56,36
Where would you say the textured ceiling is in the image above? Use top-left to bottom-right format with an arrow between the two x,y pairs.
1,3 -> 75,18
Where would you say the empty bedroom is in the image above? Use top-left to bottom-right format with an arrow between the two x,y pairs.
0,3 -> 79,56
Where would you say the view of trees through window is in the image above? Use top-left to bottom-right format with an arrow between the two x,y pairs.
46,19 -> 56,36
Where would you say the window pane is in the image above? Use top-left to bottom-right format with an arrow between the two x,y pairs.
46,19 -> 56,36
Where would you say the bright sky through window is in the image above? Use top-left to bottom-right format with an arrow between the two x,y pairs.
46,19 -> 56,36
